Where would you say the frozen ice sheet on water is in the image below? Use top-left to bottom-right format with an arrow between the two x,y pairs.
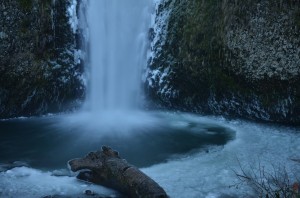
0,166 -> 118,198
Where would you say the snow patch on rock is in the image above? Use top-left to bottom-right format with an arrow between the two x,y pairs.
67,0 -> 78,34
147,0 -> 172,65
144,0 -> 179,99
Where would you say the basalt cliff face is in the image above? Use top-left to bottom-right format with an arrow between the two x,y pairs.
0,0 -> 85,118
1,0 -> 300,124
145,0 -> 300,124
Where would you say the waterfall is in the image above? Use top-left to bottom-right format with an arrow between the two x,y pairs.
87,0 -> 152,113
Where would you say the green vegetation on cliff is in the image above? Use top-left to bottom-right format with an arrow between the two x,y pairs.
18,0 -> 33,10
147,0 -> 300,124
0,0 -> 84,118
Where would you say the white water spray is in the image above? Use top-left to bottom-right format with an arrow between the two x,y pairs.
87,0 -> 152,113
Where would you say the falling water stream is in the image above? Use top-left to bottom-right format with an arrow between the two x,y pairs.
0,1 -> 299,198
88,0 -> 151,112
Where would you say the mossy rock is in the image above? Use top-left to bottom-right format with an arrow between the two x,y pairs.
18,0 -> 33,10
147,0 -> 300,124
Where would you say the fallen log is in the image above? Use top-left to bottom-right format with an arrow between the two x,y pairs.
68,146 -> 168,198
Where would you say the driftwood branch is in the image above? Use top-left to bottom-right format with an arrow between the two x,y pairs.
68,146 -> 168,198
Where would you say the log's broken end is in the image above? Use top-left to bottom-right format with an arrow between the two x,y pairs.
68,146 -> 119,172
68,152 -> 103,172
